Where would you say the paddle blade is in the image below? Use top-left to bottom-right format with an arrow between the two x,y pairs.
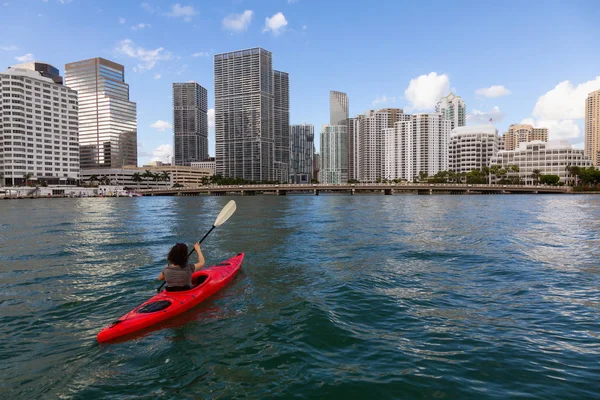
214,200 -> 236,227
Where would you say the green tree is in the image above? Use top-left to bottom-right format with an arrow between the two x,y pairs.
132,172 -> 142,189
539,174 -> 560,186
161,171 -> 170,182
531,169 -> 542,185
22,172 -> 33,187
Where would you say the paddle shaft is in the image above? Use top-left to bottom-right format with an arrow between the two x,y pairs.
157,225 -> 216,293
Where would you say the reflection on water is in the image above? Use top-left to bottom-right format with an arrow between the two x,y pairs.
1,195 -> 600,398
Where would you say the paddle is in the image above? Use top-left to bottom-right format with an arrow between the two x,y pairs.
157,200 -> 237,293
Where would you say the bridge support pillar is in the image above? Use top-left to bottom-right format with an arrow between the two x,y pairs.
351,189 -> 355,195
242,191 -> 255,196
314,189 -> 319,196
276,190 -> 287,196
384,189 -> 393,195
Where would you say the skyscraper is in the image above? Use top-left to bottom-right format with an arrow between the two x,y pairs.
214,48 -> 275,181
585,89 -> 600,166
274,70 -> 290,182
449,125 -> 500,174
0,63 -> 79,186
382,113 -> 450,181
330,90 -> 348,125
357,108 -> 404,182
173,82 -> 208,166
289,123 -> 314,183
436,92 -> 466,130
65,58 -> 137,169
321,125 -> 348,184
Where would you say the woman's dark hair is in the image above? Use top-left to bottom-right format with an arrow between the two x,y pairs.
168,243 -> 188,267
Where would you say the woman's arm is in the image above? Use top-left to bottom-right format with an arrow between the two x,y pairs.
158,271 -> 165,281
193,242 -> 205,271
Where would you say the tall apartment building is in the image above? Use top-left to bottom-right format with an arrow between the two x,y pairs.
490,140 -> 592,184
173,82 -> 208,166
313,150 -> 320,183
448,125 -> 500,174
347,116 -> 361,181
383,115 -> 413,181
330,90 -> 348,125
289,123 -> 314,183
64,58 -> 137,169
436,92 -> 466,130
357,108 -> 404,182
214,48 -> 281,182
274,70 -> 290,182
585,89 -> 600,166
0,63 -> 79,186
320,124 -> 348,184
503,123 -> 548,151
382,113 -> 450,181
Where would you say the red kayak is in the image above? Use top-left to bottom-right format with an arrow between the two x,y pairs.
97,253 -> 244,343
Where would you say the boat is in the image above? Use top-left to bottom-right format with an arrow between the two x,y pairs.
97,253 -> 245,342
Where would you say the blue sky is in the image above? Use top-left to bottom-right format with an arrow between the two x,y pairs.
1,0 -> 599,165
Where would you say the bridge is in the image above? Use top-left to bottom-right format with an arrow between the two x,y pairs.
139,183 -> 572,196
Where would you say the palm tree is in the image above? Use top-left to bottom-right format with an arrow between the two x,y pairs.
88,174 -> 99,186
489,165 -> 500,184
22,172 -> 33,187
161,171 -> 170,182
132,172 -> 142,189
531,169 -> 541,185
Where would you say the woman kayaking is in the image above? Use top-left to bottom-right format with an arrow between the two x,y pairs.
158,242 -> 205,291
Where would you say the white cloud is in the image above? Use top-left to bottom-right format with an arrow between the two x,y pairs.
191,51 -> 209,58
153,73 -> 161,80
150,120 -> 172,131
222,10 -> 253,32
533,77 -> 600,120
141,2 -> 156,13
0,45 -> 17,51
263,12 -> 288,35
114,39 -> 172,71
476,85 -> 511,98
15,53 -> 34,62
467,106 -> 504,124
151,144 -> 173,163
208,108 -> 215,128
521,76 -> 600,144
404,72 -> 450,110
372,95 -> 397,107
131,23 -> 151,31
521,118 -> 580,141
166,3 -> 197,22
119,17 -> 126,24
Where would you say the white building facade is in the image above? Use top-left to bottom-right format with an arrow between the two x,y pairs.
489,140 -> 593,184
0,65 -> 79,186
320,125 -> 348,184
190,161 -> 216,175
330,91 -> 348,125
449,125 -> 500,173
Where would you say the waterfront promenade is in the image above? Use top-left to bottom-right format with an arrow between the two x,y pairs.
139,182 -> 572,196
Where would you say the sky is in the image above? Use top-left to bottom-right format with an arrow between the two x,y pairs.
1,0 -> 599,165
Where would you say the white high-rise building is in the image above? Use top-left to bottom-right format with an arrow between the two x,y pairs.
358,108 -> 404,182
449,125 -> 500,174
436,92 -> 465,130
289,123 -> 314,183
0,63 -> 79,186
383,115 -> 413,181
330,91 -> 348,125
490,140 -> 593,184
320,125 -> 347,184
347,116 -> 361,181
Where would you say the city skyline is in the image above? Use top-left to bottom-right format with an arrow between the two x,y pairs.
1,0 -> 599,165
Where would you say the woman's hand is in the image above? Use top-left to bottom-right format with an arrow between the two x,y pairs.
194,242 -> 201,253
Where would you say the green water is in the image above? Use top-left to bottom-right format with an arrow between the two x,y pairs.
1,195 -> 599,399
